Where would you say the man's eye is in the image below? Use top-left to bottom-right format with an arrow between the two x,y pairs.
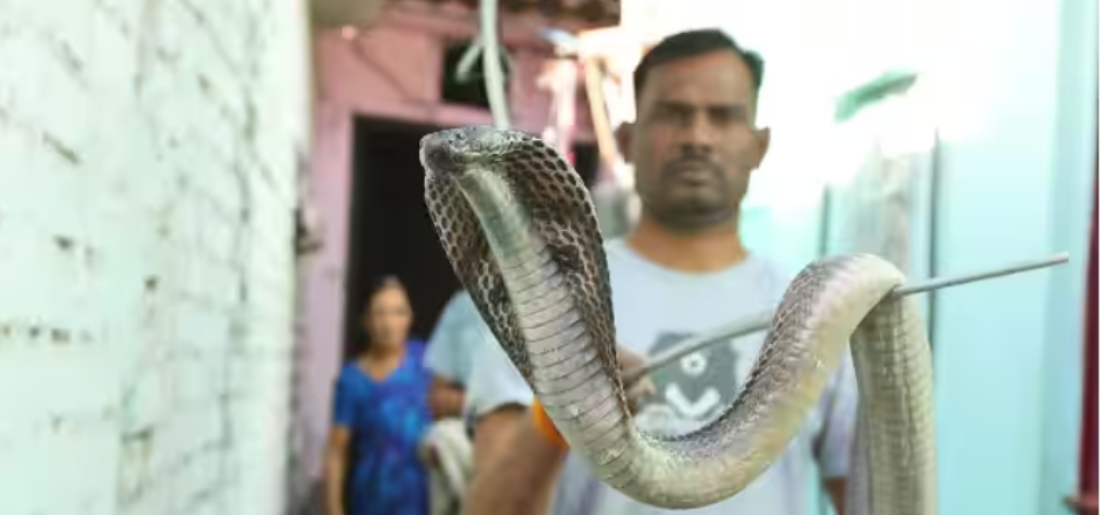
655,106 -> 690,123
656,110 -> 677,122
710,109 -> 742,125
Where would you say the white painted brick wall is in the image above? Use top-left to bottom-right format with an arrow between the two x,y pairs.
0,0 -> 311,513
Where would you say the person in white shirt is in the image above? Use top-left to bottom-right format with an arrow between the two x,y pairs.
425,290 -> 481,420
419,290 -> 487,515
460,28 -> 859,515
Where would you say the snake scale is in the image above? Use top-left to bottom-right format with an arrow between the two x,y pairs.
420,125 -> 936,515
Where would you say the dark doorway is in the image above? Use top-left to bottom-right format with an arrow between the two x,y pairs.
343,118 -> 458,359
342,117 -> 600,361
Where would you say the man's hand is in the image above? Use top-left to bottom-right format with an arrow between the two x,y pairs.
428,376 -> 465,420
825,478 -> 846,515
618,345 -> 656,413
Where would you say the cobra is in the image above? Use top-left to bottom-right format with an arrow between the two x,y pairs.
419,125 -> 936,515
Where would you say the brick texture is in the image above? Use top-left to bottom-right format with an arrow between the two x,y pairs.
0,1 -> 311,514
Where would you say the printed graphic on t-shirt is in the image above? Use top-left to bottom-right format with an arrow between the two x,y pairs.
641,331 -> 742,431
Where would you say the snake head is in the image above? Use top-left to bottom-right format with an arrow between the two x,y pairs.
420,125 -> 530,177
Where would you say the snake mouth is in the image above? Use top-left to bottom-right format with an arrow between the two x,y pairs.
420,126 -> 491,177
419,132 -> 463,178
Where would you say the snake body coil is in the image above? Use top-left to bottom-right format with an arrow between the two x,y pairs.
420,126 -> 936,515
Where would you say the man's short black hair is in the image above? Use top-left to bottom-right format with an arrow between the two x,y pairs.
633,29 -> 765,101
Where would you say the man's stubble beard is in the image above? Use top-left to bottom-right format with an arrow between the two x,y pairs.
641,180 -> 748,235
645,200 -> 737,235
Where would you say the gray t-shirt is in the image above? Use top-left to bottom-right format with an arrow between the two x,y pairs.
424,290 -> 483,386
464,238 -> 859,515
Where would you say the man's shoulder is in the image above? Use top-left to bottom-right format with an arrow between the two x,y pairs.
443,289 -> 477,315
601,237 -> 630,257
744,253 -> 794,284
593,237 -> 627,278
430,290 -> 478,338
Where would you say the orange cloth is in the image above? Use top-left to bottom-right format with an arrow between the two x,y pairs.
530,398 -> 569,449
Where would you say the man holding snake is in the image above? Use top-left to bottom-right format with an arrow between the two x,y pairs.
460,28 -> 859,515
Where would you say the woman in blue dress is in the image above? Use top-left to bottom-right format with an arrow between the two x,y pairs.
324,276 -> 433,515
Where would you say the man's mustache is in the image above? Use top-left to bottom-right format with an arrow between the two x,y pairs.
661,158 -> 722,179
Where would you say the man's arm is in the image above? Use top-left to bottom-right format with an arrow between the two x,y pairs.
462,341 -> 651,515
824,478 -> 846,515
460,321 -> 564,515
424,292 -> 476,420
464,405 -> 568,515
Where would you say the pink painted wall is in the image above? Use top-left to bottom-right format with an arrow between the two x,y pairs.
296,0 -> 595,488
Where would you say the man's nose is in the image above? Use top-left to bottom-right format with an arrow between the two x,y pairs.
678,114 -> 716,155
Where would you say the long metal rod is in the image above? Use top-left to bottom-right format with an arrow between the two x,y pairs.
624,252 -> 1070,386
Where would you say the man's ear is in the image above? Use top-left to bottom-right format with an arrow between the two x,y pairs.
753,127 -> 771,170
615,122 -> 635,164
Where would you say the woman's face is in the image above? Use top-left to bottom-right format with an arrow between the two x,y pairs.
364,286 -> 413,350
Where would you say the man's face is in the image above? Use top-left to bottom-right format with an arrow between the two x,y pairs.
623,51 -> 769,233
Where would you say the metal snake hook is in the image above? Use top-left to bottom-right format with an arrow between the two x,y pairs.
626,252 -> 1070,386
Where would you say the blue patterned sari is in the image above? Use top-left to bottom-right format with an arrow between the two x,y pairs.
333,340 -> 432,515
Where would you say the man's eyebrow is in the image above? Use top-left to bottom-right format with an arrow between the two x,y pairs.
652,100 -> 748,111
652,100 -> 693,110
709,104 -> 750,117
